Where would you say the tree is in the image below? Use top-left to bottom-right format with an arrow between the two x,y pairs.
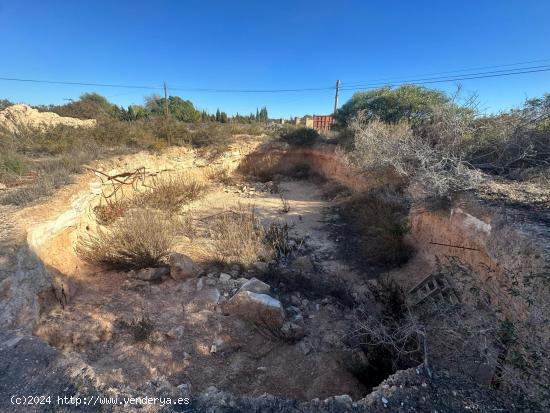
0,99 -> 13,111
336,85 -> 451,127
51,93 -> 123,120
146,95 -> 200,122
127,104 -> 149,121
257,106 -> 268,122
215,109 -> 221,122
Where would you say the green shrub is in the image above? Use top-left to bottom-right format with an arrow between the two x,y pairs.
336,85 -> 454,127
280,127 -> 321,147
2,152 -> 26,175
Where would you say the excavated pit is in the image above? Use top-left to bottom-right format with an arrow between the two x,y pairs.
30,157 -> 376,401
8,142 -> 546,409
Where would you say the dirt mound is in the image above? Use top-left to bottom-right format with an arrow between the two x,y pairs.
0,104 -> 96,134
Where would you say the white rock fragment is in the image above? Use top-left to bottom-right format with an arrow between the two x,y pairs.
223,290 -> 285,328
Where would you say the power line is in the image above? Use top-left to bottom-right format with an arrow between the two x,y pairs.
0,76 -> 334,93
169,86 -> 334,93
339,58 -> 550,86
339,66 -> 550,92
0,76 -> 161,90
340,64 -> 550,89
1,61 -> 550,96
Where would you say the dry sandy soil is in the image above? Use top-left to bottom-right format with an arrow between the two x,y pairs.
31,175 -> 370,401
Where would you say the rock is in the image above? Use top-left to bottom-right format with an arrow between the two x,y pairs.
132,266 -> 169,282
210,344 -> 217,354
196,278 -> 204,291
168,253 -> 198,281
186,288 -> 221,313
223,291 -> 285,328
177,383 -> 192,396
334,395 -> 353,407
281,321 -> 305,340
238,277 -> 270,295
1,336 -> 23,348
293,256 -> 314,273
290,294 -> 302,306
299,340 -> 312,355
287,306 -> 303,322
122,278 -> 149,290
0,183 -> 7,190
205,278 -> 217,287
219,273 -> 232,282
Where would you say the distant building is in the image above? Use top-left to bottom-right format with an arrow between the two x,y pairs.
312,115 -> 334,132
294,114 -> 334,132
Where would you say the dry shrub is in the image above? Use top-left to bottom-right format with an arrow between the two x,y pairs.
205,205 -> 269,266
341,188 -> 412,271
77,208 -> 179,270
347,277 -> 423,388
206,166 -> 236,186
349,111 -> 482,199
264,221 -> 295,259
137,172 -> 207,213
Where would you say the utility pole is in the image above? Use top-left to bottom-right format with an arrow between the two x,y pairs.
333,79 -> 340,115
163,82 -> 171,146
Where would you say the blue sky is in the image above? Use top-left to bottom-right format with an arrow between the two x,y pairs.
1,0 -> 549,118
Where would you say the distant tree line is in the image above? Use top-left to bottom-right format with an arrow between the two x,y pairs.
24,93 -> 269,125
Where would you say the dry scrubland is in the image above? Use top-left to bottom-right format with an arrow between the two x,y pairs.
0,89 -> 549,412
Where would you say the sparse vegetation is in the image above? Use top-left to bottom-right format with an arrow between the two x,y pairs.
340,188 -> 412,271
343,87 -> 550,199
77,208 -> 180,270
347,277 -> 423,388
204,205 -> 269,267
279,127 -> 321,147
137,172 -> 207,214
264,221 -> 294,259
279,192 -> 290,213
121,316 -> 155,342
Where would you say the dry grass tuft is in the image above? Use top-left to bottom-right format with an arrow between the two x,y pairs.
137,172 -> 207,213
77,208 -> 180,270
204,204 -> 269,267
206,165 -> 237,186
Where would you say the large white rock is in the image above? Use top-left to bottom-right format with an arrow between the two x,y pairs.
223,290 -> 285,328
